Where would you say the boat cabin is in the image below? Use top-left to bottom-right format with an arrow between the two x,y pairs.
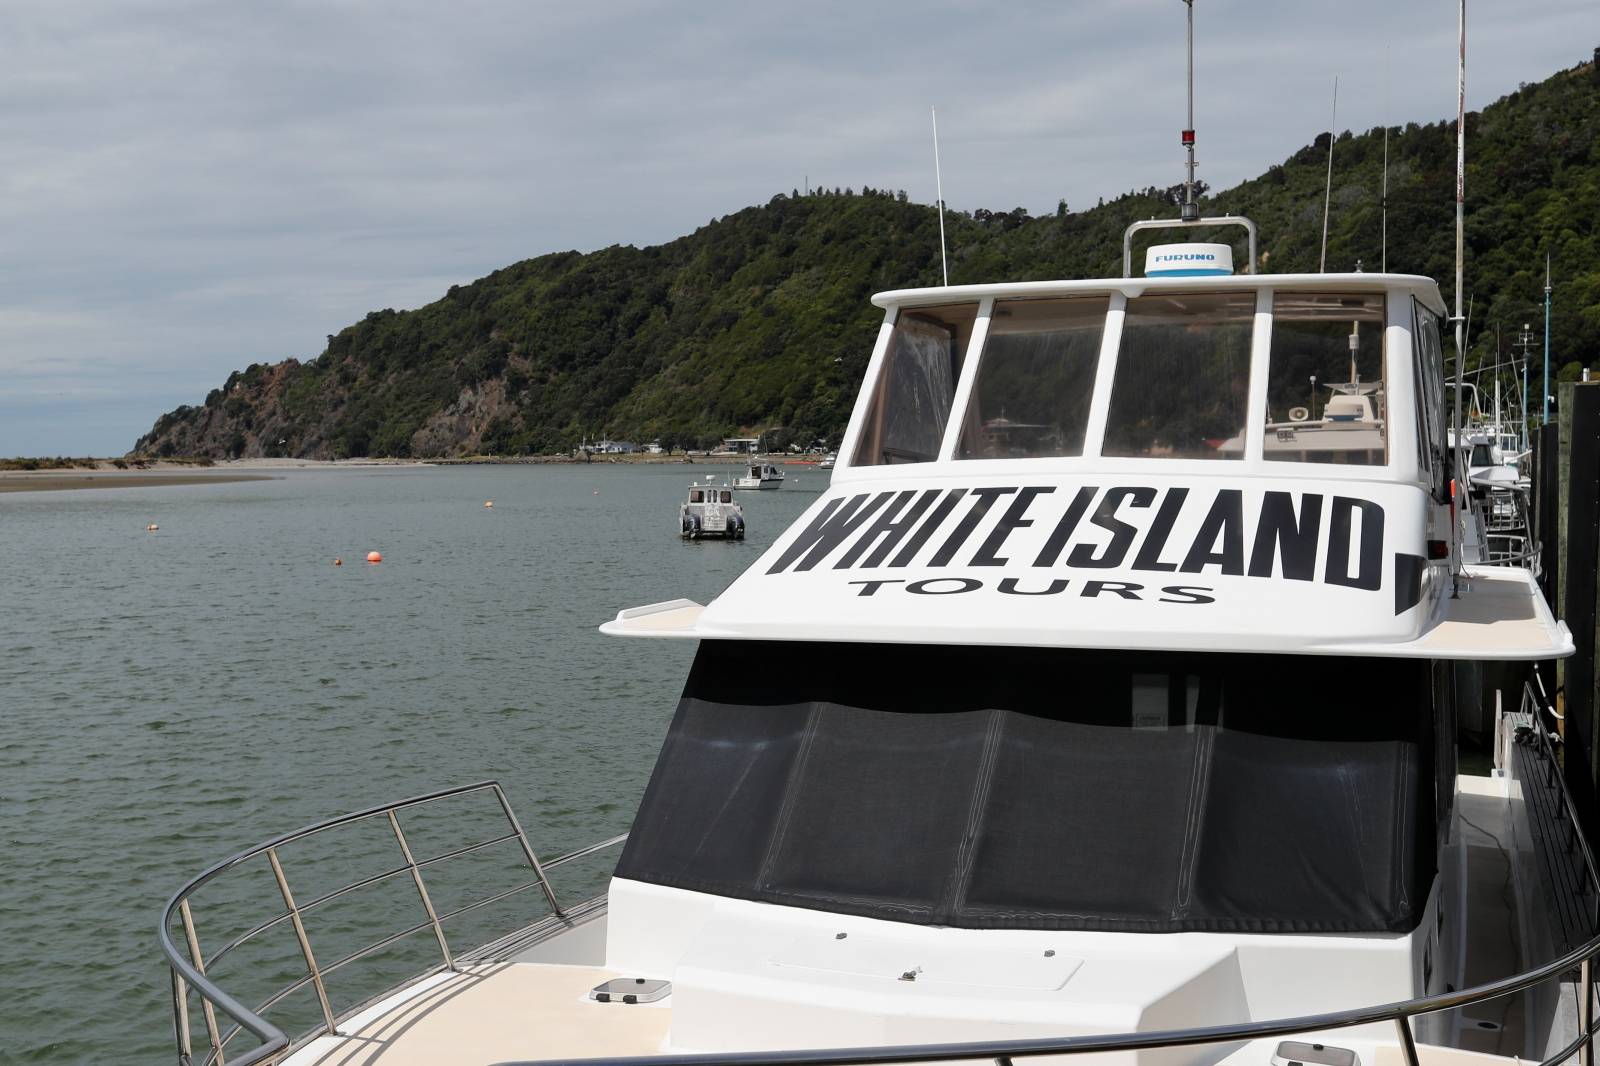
613,271 -> 1565,658
733,462 -> 785,489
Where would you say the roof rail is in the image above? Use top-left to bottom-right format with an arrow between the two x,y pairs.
1123,215 -> 1259,277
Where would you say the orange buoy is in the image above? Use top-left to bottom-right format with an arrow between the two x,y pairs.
366,550 -> 382,564
484,500 -> 494,508
334,558 -> 342,566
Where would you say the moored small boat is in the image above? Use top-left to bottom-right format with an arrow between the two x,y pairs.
731,462 -> 784,490
679,480 -> 744,539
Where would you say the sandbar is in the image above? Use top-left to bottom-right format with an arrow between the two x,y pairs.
0,470 -> 273,493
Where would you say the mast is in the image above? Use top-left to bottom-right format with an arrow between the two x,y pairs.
1452,0 -> 1465,455
1524,353 -> 1531,450
1494,358 -> 1501,431
1544,253 -> 1553,425
1320,76 -> 1338,273
932,107 -> 949,287
1516,322 -> 1538,448
1181,0 -> 1198,222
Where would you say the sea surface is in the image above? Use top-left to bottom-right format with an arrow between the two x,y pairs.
0,463 -> 826,1064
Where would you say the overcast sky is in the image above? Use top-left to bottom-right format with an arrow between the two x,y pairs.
0,0 -> 1592,456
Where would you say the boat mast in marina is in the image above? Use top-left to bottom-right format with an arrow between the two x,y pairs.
1320,75 -> 1338,273
1453,0 -> 1467,446
931,106 -> 948,287
1544,253 -> 1553,424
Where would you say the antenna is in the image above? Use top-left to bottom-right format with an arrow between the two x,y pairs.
931,106 -> 949,286
1181,0 -> 1198,222
1382,48 -> 1390,273
1517,322 -> 1538,433
1119,2 -> 1260,277
1319,75 -> 1338,273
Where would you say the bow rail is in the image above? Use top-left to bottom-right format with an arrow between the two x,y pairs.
164,678 -> 1598,1066
159,780 -> 625,1066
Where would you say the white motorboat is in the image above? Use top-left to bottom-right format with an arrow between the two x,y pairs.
732,462 -> 785,490
819,454 -> 837,470
680,479 -> 745,539
155,13 -> 1592,1064
158,232 -> 1589,1066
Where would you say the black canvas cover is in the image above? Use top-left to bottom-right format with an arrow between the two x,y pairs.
616,641 -> 1439,934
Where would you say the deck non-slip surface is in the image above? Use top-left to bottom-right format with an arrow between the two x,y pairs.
284,963 -> 671,1066
1456,779 -> 1526,1057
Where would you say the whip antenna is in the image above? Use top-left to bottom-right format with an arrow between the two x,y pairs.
1382,47 -> 1390,272
1319,75 -> 1338,273
932,106 -> 949,286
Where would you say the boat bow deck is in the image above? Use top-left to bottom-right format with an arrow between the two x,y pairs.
282,963 -> 670,1066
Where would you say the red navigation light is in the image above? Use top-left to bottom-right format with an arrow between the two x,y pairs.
1181,129 -> 1196,145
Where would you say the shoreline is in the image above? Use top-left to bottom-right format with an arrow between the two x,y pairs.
0,453 -> 821,493
0,470 -> 276,493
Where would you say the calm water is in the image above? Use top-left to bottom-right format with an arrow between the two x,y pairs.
0,463 -> 825,1064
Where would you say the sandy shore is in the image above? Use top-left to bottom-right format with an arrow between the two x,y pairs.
0,456 -> 437,493
0,470 -> 276,493
0,453 -> 819,492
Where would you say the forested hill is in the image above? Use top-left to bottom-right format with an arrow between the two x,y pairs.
135,53 -> 1599,460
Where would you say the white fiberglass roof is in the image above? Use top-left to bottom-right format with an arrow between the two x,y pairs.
872,272 -> 1450,317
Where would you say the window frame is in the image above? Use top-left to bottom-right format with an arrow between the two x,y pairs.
1412,298 -> 1451,501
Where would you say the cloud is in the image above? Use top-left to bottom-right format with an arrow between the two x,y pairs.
0,0 -> 1591,454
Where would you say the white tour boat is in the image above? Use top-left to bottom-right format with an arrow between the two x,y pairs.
156,13 -> 1588,1062
733,462 -> 785,490
159,230 -> 1591,1066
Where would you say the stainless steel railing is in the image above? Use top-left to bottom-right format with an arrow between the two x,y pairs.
169,677 -> 1598,1066
159,780 -> 626,1066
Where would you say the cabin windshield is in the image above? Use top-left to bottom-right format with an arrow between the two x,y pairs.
1470,443 -> 1495,468
956,296 -> 1107,459
1264,292 -> 1387,465
617,640 -> 1447,935
853,303 -> 978,466
1097,292 -> 1254,460
856,286 -> 1426,469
